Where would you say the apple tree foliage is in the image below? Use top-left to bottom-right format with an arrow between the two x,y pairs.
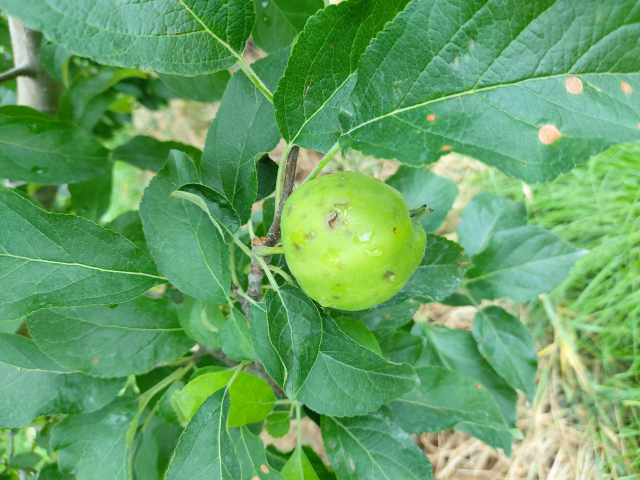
0,0 -> 638,478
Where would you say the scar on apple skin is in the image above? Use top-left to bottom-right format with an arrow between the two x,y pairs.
383,270 -> 395,279
328,211 -> 339,229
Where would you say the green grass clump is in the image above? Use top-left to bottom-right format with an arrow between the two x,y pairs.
478,143 -> 640,476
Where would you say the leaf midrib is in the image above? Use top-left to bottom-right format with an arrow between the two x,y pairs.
467,250 -> 580,283
41,313 -> 183,332
328,416 -> 392,480
344,71 -> 639,137
0,253 -> 165,280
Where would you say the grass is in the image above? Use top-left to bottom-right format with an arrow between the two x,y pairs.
473,143 -> 640,477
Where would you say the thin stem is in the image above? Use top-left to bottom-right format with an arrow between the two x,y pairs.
235,56 -> 273,103
229,242 -> 242,289
303,142 -> 340,184
247,217 -> 256,240
228,361 -> 247,385
274,398 -> 295,405
138,363 -> 193,408
296,403 -> 302,448
255,246 -> 285,256
230,231 -> 252,258
256,255 -> 281,294
275,144 -> 294,208
234,289 -> 265,309
247,147 -> 299,303
268,146 -> 299,246
0,65 -> 35,83
269,265 -> 294,284
140,404 -> 159,433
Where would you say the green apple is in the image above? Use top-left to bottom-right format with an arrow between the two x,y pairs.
281,171 -> 426,311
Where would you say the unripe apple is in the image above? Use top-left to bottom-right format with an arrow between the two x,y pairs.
281,171 -> 426,311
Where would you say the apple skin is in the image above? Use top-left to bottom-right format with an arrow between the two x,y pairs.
281,171 -> 426,311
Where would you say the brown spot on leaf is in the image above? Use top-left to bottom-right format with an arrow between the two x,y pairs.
538,125 -> 561,145
441,145 -> 453,152
565,76 -> 583,94
393,227 -> 397,233
621,82 -> 633,94
476,384 -> 482,389
383,270 -> 395,280
333,296 -> 340,299
427,114 -> 437,122
260,465 -> 269,474
293,244 -> 301,251
252,476 -> 260,480
385,314 -> 391,319
93,358 -> 99,364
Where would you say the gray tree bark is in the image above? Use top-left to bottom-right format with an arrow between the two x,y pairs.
8,17 -> 62,115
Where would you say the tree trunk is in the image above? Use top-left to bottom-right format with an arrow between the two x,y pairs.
8,17 -> 62,116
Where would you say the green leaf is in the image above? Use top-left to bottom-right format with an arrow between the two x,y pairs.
377,330 -> 422,364
220,308 -> 257,361
27,296 -> 194,377
157,381 -> 185,425
0,334 -> 123,428
201,48 -> 289,224
281,446 -> 320,480
1,0 -> 255,75
256,154 -> 279,202
158,71 -> 231,103
172,371 -> 276,427
112,136 -> 202,173
264,285 -> 323,398
7,451 -> 43,469
297,315 -> 418,416
0,186 -> 162,321
105,210 -> 149,256
37,464 -> 74,480
412,323 -> 517,453
274,0 -> 411,152
40,40 -> 72,86
231,426 -> 285,480
68,166 -> 113,222
51,398 -> 139,479
250,302 -> 286,387
134,415 -> 183,480
457,193 -> 528,256
252,0 -> 323,54
333,316 -> 381,355
322,413 -> 433,480
174,182 -> 242,233
386,166 -> 458,233
381,234 -> 467,307
472,306 -> 538,403
0,106 -> 110,184
383,365 -> 506,433
176,296 -> 224,350
58,68 -> 146,126
140,150 -> 231,304
340,0 -> 640,183
355,300 -> 419,337
166,388 -> 241,480
265,412 -> 291,438
466,226 -> 585,302
0,317 -> 23,333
